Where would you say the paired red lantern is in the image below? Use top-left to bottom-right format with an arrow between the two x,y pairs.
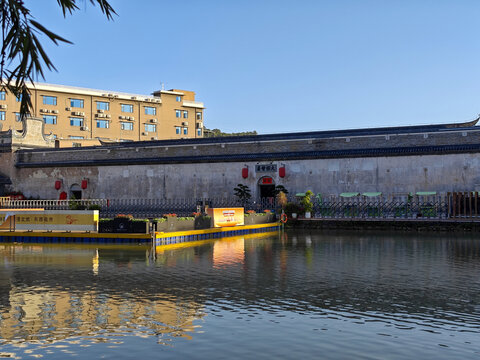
59,191 -> 67,200
81,179 -> 88,189
279,166 -> 286,178
242,167 -> 248,179
55,180 -> 62,190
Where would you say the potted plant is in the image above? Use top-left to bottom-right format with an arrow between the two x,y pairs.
301,190 -> 314,219
234,184 -> 252,208
285,202 -> 301,219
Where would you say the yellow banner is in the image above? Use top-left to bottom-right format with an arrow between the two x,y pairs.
207,208 -> 244,228
0,210 -> 99,231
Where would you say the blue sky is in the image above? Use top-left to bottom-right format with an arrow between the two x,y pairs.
25,0 -> 480,133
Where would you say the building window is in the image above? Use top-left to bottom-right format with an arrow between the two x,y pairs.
183,127 -> 188,135
70,98 -> 84,108
176,96 -> 182,102
43,115 -> 57,125
175,110 -> 181,118
0,111 -> 5,121
96,120 -> 109,128
69,136 -> 85,139
0,91 -> 5,100
42,95 -> 57,105
15,112 -> 21,122
144,124 -> 156,132
121,122 -> 134,131
196,112 -> 202,120
121,104 -> 133,113
145,106 -> 156,115
183,111 -> 188,119
175,126 -> 181,134
96,101 -> 110,111
197,128 -> 202,136
70,117 -> 84,127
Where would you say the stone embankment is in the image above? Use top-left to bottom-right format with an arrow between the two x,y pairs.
287,218 -> 480,232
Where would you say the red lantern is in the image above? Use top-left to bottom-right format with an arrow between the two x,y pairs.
81,179 -> 88,189
279,166 -> 286,178
59,191 -> 67,200
55,180 -> 62,190
242,167 -> 248,179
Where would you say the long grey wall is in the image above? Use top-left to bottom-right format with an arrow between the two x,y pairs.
7,152 -> 480,200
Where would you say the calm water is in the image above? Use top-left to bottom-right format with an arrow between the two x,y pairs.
0,230 -> 479,359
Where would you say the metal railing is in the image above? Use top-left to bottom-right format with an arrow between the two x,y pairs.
0,198 -> 277,218
1,192 -> 479,220
312,200 -> 449,220
0,198 -> 108,210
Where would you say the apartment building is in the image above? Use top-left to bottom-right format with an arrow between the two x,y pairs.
0,82 -> 205,147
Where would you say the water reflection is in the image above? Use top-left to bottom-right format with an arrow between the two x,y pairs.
0,231 -> 479,359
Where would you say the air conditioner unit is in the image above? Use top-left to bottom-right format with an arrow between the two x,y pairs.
145,98 -> 150,102
142,132 -> 148,136
129,117 -> 135,121
52,110 -> 58,114
97,114 -> 105,118
182,121 -> 189,126
72,112 -> 81,116
114,95 -> 119,98
119,116 -> 125,119
80,112 -> 85,116
80,126 -> 89,131
0,104 -> 6,109
40,108 -> 46,112
155,99 -> 161,103
46,109 -> 52,113
150,119 -> 157,123
105,114 -> 111,118
151,137 -> 158,140
131,96 -> 137,100
108,94 -> 113,97
196,122 -> 203,128
98,109 -> 104,113
65,107 -> 71,111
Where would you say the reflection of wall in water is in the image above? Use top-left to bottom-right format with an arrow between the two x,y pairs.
0,286 -> 204,343
0,245 -> 205,343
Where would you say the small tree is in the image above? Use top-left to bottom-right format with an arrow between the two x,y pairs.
301,190 -> 314,214
234,184 -> 251,206
276,191 -> 288,210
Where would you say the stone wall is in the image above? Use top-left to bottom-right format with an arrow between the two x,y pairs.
7,152 -> 480,200
14,128 -> 480,167
3,123 -> 480,200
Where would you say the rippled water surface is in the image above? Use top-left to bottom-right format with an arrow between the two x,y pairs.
0,230 -> 479,359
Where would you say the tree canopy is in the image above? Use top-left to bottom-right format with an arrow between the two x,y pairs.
0,0 -> 116,116
204,128 -> 258,137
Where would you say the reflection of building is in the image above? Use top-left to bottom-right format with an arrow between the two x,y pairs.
0,82 -> 205,147
0,245 -> 205,344
213,237 -> 245,268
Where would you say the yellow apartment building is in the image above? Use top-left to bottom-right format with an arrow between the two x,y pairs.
0,82 -> 205,147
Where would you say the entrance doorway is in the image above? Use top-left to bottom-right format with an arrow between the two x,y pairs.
258,176 -> 275,200
70,184 -> 82,199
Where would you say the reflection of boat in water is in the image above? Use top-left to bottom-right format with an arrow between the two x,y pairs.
215,221 -> 239,227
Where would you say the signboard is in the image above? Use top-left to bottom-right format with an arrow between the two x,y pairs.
0,210 -> 99,232
255,164 -> 277,172
207,208 -> 244,228
261,177 -> 273,184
